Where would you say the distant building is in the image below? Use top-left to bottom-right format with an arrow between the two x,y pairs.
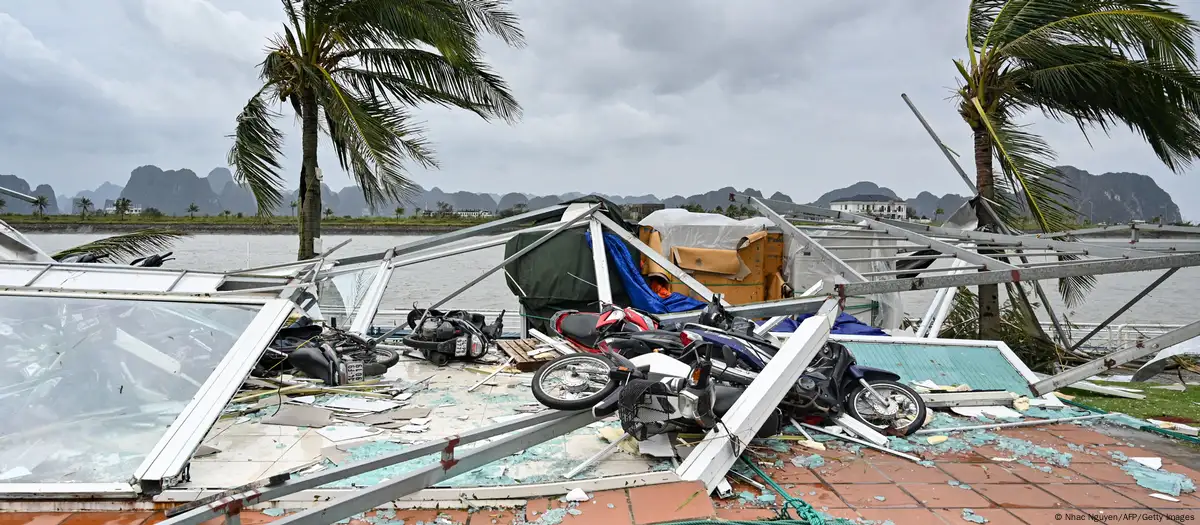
830,194 -> 907,220
101,199 -> 143,215
422,209 -> 494,219
454,209 -> 495,219
623,203 -> 666,220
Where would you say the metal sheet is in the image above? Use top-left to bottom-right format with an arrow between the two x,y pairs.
836,339 -> 1036,398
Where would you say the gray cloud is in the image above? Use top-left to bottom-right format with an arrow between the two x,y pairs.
1,0 -> 1198,218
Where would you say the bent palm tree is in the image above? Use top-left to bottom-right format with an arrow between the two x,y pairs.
229,0 -> 524,259
957,0 -> 1200,339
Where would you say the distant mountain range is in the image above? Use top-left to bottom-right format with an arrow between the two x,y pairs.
0,164 -> 1183,224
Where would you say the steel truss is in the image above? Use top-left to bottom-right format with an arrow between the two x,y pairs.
729,194 -> 1200,399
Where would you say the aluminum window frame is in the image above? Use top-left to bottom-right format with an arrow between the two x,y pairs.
0,289 -> 295,498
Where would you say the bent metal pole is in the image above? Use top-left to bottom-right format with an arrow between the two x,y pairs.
372,204 -> 601,343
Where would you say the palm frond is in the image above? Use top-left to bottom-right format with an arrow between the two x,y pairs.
325,0 -> 482,60
996,0 -> 1197,66
227,87 -> 287,217
53,229 -> 190,262
1008,43 -> 1200,172
333,47 -> 520,122
452,0 -> 525,47
315,68 -> 435,208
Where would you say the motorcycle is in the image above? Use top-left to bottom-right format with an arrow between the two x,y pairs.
401,309 -> 506,366
549,305 -> 661,352
547,295 -> 928,436
530,338 -> 781,440
255,318 -> 401,385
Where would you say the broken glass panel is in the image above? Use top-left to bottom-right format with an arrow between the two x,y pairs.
316,265 -> 380,324
0,295 -> 260,483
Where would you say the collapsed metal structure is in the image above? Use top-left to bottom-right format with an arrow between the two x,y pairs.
3,188 -> 1200,524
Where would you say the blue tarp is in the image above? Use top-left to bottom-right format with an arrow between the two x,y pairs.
586,230 -> 706,314
762,312 -> 889,337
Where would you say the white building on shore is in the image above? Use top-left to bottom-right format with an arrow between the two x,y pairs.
830,194 -> 908,220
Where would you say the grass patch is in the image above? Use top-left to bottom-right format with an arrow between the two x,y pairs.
1064,380 -> 1200,421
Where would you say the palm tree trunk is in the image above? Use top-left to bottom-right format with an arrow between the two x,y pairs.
297,89 -> 321,260
973,124 -> 1002,340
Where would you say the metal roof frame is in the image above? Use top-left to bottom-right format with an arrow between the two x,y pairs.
732,194 -> 1200,393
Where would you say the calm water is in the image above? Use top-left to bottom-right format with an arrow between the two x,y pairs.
27,233 -> 1200,326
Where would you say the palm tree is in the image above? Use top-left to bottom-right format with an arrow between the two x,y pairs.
77,197 -> 93,219
956,0 -> 1200,339
223,210 -> 233,219
187,203 -> 200,218
290,200 -> 298,216
32,195 -> 49,216
114,198 -> 132,219
324,207 -> 334,220
934,207 -> 944,222
394,206 -> 405,218
228,0 -> 524,260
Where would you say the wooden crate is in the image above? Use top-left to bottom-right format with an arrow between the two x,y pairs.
496,338 -> 559,371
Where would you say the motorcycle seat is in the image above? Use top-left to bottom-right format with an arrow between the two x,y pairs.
557,313 -> 602,348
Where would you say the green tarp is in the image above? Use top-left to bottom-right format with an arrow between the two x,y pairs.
503,226 -> 636,334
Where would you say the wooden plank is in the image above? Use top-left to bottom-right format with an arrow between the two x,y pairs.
496,338 -> 557,372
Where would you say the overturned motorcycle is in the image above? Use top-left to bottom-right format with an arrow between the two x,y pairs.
541,295 -> 927,437
401,309 -> 505,366
531,339 -> 783,441
254,318 -> 401,385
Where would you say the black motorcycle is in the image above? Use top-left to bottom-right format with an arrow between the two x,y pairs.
401,309 -> 505,366
255,318 -> 401,385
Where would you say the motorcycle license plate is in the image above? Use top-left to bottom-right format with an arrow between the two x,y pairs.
454,336 -> 468,356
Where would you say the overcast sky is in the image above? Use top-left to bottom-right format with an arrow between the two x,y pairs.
3,0 -> 1200,218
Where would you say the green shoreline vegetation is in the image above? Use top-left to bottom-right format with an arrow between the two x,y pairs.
1,212 -> 493,233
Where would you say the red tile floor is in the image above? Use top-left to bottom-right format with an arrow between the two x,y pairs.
2,425 -> 1197,525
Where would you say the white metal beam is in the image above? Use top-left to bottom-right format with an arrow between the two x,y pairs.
333,204 -> 570,267
592,213 -> 728,306
675,310 -> 834,493
748,197 -> 866,283
836,252 -> 1200,297
1030,319 -> 1200,396
589,217 -> 613,306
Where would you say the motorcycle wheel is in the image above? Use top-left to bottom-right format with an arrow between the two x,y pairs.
341,347 -> 401,369
844,380 -> 927,437
531,353 -> 617,410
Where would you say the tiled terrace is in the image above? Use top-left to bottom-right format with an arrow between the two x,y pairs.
1,423 -> 1197,525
